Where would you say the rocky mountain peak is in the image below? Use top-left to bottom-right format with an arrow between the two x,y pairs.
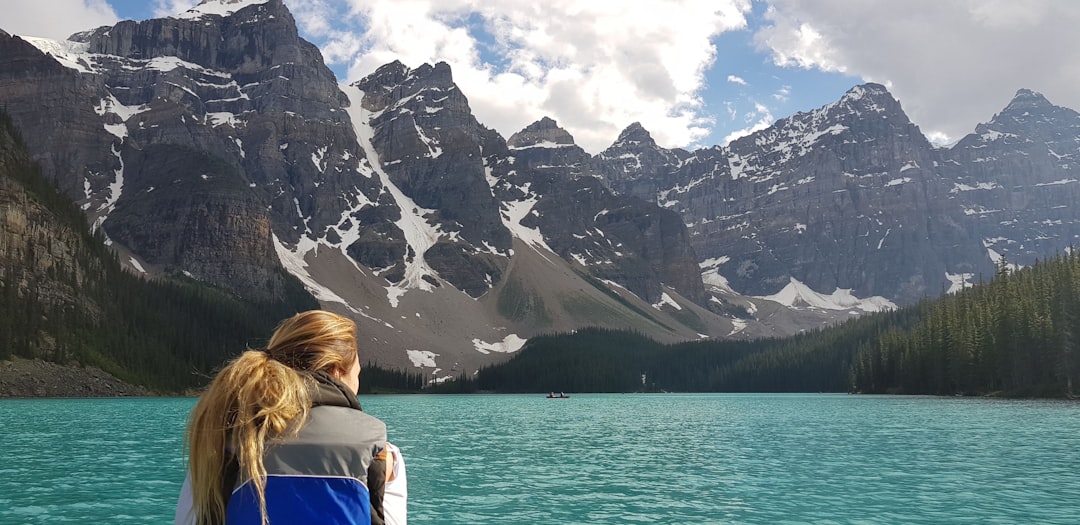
1003,88 -> 1052,113
833,82 -> 903,116
408,61 -> 454,87
507,116 -> 576,148
356,60 -> 408,90
613,122 -> 655,148
974,87 -> 1080,142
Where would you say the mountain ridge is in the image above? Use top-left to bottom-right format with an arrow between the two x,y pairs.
1,2 -> 1078,380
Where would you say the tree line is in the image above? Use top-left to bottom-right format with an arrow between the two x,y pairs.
852,257 -> 1079,397
444,255 -> 1078,398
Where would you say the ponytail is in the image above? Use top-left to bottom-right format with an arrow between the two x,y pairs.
185,350 -> 313,525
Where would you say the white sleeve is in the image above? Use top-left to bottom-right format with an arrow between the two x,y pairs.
175,472 -> 197,525
382,443 -> 408,525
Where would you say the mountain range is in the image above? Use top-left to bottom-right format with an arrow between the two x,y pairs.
2,0 -> 1080,379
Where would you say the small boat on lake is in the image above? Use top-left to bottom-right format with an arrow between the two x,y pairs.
546,392 -> 570,399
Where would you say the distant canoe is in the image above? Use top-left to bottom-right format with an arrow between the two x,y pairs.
546,393 -> 570,399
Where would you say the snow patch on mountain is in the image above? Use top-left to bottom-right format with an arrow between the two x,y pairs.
759,277 -> 896,312
20,36 -> 93,73
728,318 -> 747,336
652,292 -> 683,311
946,272 -> 975,294
345,86 -> 442,307
699,256 -> 736,294
983,239 -> 1023,271
951,182 -> 1000,193
472,334 -> 527,355
499,186 -> 554,254
176,0 -> 270,19
272,233 -> 360,312
406,349 -> 438,368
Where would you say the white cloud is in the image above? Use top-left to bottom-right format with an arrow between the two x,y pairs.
2,0 -> 118,39
772,84 -> 791,102
315,0 -> 752,153
152,0 -> 198,18
724,101 -> 737,120
755,0 -> 1080,144
722,102 -> 773,145
727,74 -> 748,85
925,130 -> 955,147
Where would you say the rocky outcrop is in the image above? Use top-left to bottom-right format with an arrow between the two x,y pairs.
0,358 -> 149,397
355,60 -> 510,297
492,117 -> 708,305
0,31 -> 117,201
0,0 -> 388,301
508,116 -> 576,147
103,144 -> 283,299
0,114 -> 100,312
593,84 -> 993,304
594,122 -> 690,203
937,89 -> 1080,268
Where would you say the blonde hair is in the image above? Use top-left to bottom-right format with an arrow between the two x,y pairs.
185,310 -> 359,525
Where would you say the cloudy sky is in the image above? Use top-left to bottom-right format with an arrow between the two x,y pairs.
4,0 -> 1079,153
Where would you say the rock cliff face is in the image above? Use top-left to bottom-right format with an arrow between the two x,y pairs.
0,1 -> 723,373
354,60 -> 510,297
491,116 -> 707,305
937,89 -> 1080,268
592,84 -> 1006,305
0,0 -> 385,300
0,116 -> 99,313
0,32 -> 117,201
594,122 -> 690,204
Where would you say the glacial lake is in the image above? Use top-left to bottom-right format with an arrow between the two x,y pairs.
1,394 -> 1078,524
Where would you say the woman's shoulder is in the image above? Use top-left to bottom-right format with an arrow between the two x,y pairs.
308,405 -> 387,437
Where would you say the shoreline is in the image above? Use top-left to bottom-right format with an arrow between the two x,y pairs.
0,357 -> 151,398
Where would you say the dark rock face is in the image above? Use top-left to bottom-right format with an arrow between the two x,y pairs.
937,89 -> 1080,267
354,61 -> 510,297
0,0 -> 391,300
0,118 -> 98,311
0,32 -> 117,202
593,84 -> 994,304
490,117 -> 708,305
594,122 -> 690,203
105,144 -> 282,300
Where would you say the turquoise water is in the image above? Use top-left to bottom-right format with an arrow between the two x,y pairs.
1,394 -> 1078,524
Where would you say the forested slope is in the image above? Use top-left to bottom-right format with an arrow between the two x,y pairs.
853,257 -> 1080,396
468,257 -> 1080,397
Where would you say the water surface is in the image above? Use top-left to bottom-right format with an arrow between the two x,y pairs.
1,394 -> 1077,524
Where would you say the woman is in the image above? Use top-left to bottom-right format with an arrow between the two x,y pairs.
175,310 -> 404,525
